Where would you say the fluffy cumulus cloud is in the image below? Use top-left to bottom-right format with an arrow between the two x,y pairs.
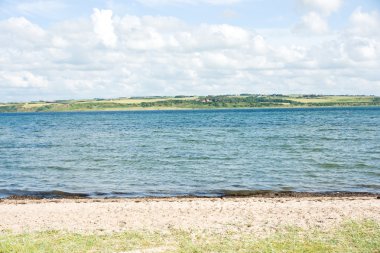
0,6 -> 380,102
295,0 -> 343,34
91,8 -> 118,48
340,8 -> 380,65
0,71 -> 48,88
348,7 -> 380,36
295,11 -> 328,34
0,16 -> 45,39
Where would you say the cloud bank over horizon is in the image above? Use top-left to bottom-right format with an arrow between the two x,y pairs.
0,0 -> 379,102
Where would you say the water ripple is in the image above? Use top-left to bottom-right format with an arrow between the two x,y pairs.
0,107 -> 379,198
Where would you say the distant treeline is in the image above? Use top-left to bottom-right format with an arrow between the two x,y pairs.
0,95 -> 379,113
139,96 -> 302,108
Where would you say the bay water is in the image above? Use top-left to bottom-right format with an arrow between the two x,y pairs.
0,107 -> 379,198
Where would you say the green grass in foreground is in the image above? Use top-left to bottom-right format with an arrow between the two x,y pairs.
0,220 -> 379,253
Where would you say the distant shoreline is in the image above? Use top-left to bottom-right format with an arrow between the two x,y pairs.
1,104 -> 380,114
1,94 -> 379,113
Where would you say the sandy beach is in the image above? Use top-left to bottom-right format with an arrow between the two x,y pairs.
1,196 -> 379,235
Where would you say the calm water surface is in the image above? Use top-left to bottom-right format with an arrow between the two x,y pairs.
0,107 -> 379,198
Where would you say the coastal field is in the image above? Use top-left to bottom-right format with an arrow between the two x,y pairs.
0,94 -> 379,112
0,197 -> 379,252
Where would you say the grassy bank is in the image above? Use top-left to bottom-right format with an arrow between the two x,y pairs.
1,95 -> 379,113
1,220 -> 379,253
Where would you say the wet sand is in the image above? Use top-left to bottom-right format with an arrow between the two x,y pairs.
1,196 -> 379,235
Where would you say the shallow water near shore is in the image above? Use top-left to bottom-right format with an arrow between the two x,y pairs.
0,107 -> 379,198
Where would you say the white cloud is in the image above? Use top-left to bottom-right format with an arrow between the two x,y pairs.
91,8 -> 117,48
294,0 -> 339,36
0,71 -> 48,88
295,12 -> 329,34
0,17 -> 45,38
275,45 -> 306,63
51,36 -> 69,48
343,37 -> 380,62
337,8 -> 380,65
298,0 -> 342,16
348,7 -> 380,36
198,24 -> 251,48
0,9 -> 379,102
252,35 -> 268,54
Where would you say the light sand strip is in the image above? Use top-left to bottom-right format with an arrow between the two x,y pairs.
0,197 -> 379,235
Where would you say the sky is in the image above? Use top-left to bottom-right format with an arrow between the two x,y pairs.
0,0 -> 379,102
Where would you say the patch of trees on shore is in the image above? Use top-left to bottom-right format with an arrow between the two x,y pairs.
1,95 -> 380,113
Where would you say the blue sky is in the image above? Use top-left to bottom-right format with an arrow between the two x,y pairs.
0,0 -> 379,101
1,0 -> 379,28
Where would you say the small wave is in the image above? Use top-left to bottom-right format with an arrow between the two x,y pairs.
366,171 -> 380,177
354,163 -> 371,168
319,163 -> 343,169
356,184 -> 380,190
46,166 -> 71,171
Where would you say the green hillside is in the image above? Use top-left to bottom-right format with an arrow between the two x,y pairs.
1,95 -> 379,113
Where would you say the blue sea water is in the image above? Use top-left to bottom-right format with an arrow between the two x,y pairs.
0,107 -> 379,198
